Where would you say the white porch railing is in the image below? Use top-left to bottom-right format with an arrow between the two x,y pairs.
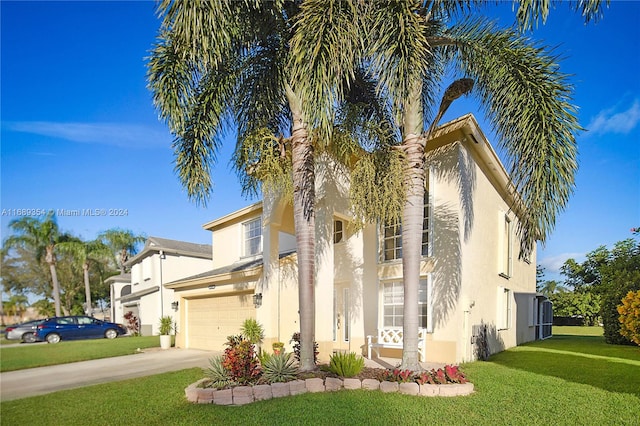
366,328 -> 427,362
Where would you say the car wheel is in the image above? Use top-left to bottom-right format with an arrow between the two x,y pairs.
46,333 -> 61,344
105,329 -> 118,339
22,333 -> 36,343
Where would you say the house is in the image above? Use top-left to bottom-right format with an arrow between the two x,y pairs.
109,237 -> 212,336
166,114 -> 551,364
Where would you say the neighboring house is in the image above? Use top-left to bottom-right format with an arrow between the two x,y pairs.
167,114 -> 552,364
109,237 -> 212,336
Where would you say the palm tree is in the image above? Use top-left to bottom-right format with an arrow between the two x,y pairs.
148,0 -> 329,371
57,238 -> 112,316
292,0 -> 606,370
5,294 -> 29,320
5,212 -> 67,317
98,229 -> 144,274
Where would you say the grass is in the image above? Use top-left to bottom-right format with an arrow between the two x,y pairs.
0,336 -> 162,372
1,327 -> 638,425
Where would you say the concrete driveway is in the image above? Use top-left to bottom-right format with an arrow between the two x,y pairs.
0,347 -> 215,402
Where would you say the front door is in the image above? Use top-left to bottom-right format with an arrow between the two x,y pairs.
333,283 -> 350,352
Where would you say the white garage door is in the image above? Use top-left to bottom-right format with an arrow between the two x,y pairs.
186,292 -> 255,351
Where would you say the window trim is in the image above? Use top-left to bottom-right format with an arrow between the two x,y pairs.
499,214 -> 513,278
497,286 -> 512,330
242,216 -> 263,258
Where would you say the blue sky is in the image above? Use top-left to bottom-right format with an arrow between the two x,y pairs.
1,1 -> 639,282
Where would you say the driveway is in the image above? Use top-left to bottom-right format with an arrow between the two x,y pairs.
0,347 -> 215,402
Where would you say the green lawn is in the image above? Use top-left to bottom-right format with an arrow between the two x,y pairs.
0,336 -> 163,372
1,327 -> 638,425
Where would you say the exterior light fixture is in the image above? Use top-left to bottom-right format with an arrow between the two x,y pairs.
171,301 -> 179,311
252,293 -> 263,308
208,285 -> 216,290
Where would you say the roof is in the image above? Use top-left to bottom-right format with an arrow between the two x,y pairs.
165,250 -> 296,289
125,236 -> 212,266
104,273 -> 131,284
117,285 -> 159,303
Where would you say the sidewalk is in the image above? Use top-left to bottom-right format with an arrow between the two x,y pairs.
0,347 -> 215,402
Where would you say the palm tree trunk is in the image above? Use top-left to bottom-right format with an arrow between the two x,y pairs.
46,246 -> 62,317
400,81 -> 425,371
83,263 -> 92,316
286,84 -> 316,372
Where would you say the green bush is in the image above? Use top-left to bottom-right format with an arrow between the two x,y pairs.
328,352 -> 364,378
260,352 -> 298,383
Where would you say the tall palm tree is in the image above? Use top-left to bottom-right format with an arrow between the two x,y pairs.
57,238 -> 112,316
5,212 -> 67,317
98,229 -> 145,274
148,0 -> 353,371
292,0 -> 606,370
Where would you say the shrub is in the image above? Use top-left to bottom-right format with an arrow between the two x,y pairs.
290,332 -> 318,365
123,311 -> 139,336
241,318 -> 264,345
158,316 -> 173,335
328,352 -> 365,378
205,355 -> 236,389
618,290 -> 640,345
381,368 -> 413,383
444,365 -> 468,384
261,352 -> 298,383
222,336 -> 261,385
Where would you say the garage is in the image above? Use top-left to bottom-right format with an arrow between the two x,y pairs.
185,291 -> 255,351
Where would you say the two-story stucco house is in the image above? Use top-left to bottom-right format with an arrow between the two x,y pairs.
108,236 -> 212,336
166,114 -> 552,364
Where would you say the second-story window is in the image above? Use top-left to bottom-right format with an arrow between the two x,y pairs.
382,186 -> 430,262
334,219 -> 344,244
243,217 -> 262,257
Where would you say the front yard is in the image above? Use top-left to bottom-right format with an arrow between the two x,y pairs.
1,327 -> 638,425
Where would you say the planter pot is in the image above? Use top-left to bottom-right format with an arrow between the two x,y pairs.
160,334 -> 171,350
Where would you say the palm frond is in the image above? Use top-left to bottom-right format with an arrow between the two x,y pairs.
289,0 -> 366,141
446,18 -> 580,254
515,0 -> 609,31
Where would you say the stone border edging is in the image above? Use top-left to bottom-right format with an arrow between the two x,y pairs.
185,377 -> 474,405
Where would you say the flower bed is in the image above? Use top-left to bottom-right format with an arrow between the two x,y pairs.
185,377 -> 474,405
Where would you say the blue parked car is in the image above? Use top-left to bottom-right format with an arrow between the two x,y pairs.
34,316 -> 128,344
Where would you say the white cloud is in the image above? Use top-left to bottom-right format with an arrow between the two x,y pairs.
538,252 -> 585,275
6,121 -> 172,149
587,99 -> 640,136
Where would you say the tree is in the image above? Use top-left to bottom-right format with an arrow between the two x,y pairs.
4,294 -> 29,319
549,291 -> 601,326
292,0 -> 605,370
538,280 -> 569,297
5,212 -> 69,317
563,239 -> 640,344
147,0 -> 382,371
57,238 -> 112,315
98,229 -> 145,274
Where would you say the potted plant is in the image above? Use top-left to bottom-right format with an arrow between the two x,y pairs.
159,315 -> 174,350
272,341 -> 285,355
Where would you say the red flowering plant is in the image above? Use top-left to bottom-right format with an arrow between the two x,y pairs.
222,335 -> 261,385
444,365 -> 468,384
413,365 -> 468,385
382,368 -> 414,383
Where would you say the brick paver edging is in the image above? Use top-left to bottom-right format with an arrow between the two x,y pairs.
185,377 -> 474,405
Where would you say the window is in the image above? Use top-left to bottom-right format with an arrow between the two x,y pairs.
497,286 -> 512,330
334,220 -> 344,244
382,188 -> 430,261
500,215 -> 513,277
382,280 -> 428,328
243,217 -> 262,257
